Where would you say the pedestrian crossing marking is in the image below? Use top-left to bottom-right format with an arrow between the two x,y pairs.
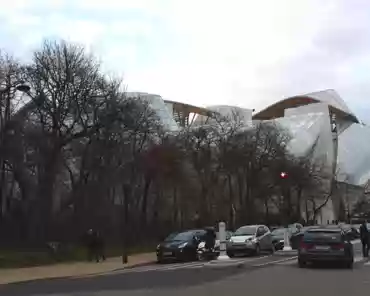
364,260 -> 370,266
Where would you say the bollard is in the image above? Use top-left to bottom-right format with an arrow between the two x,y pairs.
282,228 -> 292,251
217,221 -> 230,260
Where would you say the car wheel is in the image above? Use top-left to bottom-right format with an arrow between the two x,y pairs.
254,244 -> 261,256
344,260 -> 353,269
298,259 -> 306,268
227,252 -> 235,258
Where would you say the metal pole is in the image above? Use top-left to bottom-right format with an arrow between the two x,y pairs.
217,221 -> 230,260
283,228 -> 292,251
331,113 -> 339,221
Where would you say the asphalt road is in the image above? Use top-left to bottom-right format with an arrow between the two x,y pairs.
2,242 -> 369,296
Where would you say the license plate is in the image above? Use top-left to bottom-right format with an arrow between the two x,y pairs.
314,245 -> 330,250
163,251 -> 173,256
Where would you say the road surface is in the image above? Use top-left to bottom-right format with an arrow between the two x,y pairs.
1,241 -> 369,296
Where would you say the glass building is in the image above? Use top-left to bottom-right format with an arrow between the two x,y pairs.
143,89 -> 368,222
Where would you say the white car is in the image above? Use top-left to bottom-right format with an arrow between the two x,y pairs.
227,225 -> 274,257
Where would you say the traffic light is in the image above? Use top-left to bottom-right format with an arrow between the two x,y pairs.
280,171 -> 288,179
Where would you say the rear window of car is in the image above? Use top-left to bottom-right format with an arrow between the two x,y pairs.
304,231 -> 342,243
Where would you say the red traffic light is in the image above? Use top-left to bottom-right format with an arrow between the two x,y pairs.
280,172 -> 288,178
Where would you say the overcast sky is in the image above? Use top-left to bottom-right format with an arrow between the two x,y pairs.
1,0 -> 370,122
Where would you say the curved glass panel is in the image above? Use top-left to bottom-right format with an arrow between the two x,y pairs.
337,123 -> 370,186
204,105 -> 253,126
126,92 -> 179,131
303,89 -> 354,117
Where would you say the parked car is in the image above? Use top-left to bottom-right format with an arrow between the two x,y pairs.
339,224 -> 360,240
298,225 -> 354,269
156,229 -> 207,263
271,228 -> 291,250
290,226 -> 313,249
227,225 -> 274,257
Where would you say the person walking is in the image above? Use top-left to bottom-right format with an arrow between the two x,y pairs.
360,220 -> 369,257
85,229 -> 96,262
96,231 -> 106,262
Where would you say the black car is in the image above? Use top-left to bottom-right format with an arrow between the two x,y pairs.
290,226 -> 312,249
156,229 -> 207,263
339,224 -> 360,240
298,226 -> 354,269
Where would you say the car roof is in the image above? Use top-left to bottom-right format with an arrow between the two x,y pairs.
238,225 -> 259,228
306,225 -> 342,232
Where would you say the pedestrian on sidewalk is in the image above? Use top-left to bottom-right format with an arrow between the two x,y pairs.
96,231 -> 106,262
360,220 -> 369,257
85,229 -> 99,262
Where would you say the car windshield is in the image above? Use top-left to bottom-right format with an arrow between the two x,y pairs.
233,226 -> 256,236
165,231 -> 195,241
271,228 -> 287,235
304,231 -> 342,243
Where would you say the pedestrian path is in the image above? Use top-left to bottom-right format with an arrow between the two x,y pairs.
0,253 -> 156,285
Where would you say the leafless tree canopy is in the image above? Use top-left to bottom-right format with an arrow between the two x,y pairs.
0,40 -> 332,249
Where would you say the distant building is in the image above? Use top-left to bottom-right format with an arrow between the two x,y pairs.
148,89 -> 369,223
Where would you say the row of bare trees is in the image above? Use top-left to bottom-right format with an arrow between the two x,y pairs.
0,40 -> 332,248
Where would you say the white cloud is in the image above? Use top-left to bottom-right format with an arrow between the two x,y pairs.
1,0 -> 370,120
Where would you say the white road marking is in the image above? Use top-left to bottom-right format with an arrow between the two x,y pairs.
206,255 -> 272,266
159,262 -> 205,271
275,255 -> 364,266
252,256 -> 298,267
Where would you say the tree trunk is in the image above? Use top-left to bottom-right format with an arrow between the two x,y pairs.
173,187 -> 178,227
141,176 -> 151,228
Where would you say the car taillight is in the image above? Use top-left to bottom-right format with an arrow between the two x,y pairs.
331,243 -> 345,250
300,241 -> 313,250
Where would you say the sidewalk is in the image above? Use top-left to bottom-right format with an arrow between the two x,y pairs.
0,252 -> 156,285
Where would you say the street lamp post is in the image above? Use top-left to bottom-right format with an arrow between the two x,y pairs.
280,171 -> 293,251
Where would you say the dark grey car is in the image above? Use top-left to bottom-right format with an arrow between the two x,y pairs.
298,226 -> 354,269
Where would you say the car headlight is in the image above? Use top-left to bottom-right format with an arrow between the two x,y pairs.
178,242 -> 188,248
156,244 -> 160,250
246,237 -> 257,244
279,239 -> 284,243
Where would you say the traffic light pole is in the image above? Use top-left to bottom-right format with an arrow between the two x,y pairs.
280,171 -> 292,251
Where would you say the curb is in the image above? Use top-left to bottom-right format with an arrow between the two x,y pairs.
274,250 -> 298,257
112,260 -> 157,272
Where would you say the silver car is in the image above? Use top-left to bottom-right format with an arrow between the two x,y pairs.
227,225 -> 274,257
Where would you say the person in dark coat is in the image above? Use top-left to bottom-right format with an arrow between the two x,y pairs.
95,231 -> 106,262
204,227 -> 216,250
360,220 -> 369,257
85,229 -> 97,262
